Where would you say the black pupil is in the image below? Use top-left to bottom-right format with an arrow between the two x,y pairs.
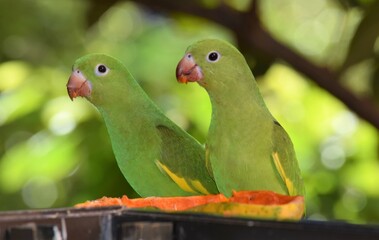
208,52 -> 218,61
98,65 -> 107,73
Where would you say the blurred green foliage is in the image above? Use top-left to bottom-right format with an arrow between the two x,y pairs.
0,0 -> 379,225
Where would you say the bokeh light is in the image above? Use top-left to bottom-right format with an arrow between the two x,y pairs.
22,176 -> 58,208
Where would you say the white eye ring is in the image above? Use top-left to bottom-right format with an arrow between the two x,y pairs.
206,51 -> 220,63
95,64 -> 109,76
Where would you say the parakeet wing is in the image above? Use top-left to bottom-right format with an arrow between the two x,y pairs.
271,121 -> 305,196
156,125 -> 218,195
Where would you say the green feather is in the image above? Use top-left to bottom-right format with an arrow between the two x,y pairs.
69,53 -> 218,197
179,39 -> 305,197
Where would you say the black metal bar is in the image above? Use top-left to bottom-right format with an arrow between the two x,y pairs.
1,207 -> 379,240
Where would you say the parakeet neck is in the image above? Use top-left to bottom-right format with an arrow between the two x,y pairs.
207,73 -> 274,136
95,80 -> 157,144
210,73 -> 270,114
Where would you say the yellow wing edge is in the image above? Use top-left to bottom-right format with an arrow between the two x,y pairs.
272,152 -> 295,196
155,160 -> 210,195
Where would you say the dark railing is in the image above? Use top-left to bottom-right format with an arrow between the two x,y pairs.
1,207 -> 379,240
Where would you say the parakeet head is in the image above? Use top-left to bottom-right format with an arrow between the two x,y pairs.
67,53 -> 133,106
176,39 -> 252,92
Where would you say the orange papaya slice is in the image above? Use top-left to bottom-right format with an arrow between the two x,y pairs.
75,190 -> 305,220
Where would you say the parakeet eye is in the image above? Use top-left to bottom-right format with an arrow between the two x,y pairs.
207,51 -> 220,62
95,64 -> 109,76
186,54 -> 192,59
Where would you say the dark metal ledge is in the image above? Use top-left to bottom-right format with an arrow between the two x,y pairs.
1,207 -> 379,240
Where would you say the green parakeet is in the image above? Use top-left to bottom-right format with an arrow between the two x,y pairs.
176,39 -> 305,197
67,53 -> 218,197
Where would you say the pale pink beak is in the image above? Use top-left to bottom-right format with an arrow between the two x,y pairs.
176,53 -> 203,84
67,70 -> 92,101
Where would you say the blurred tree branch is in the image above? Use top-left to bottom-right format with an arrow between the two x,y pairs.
89,0 -> 379,129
